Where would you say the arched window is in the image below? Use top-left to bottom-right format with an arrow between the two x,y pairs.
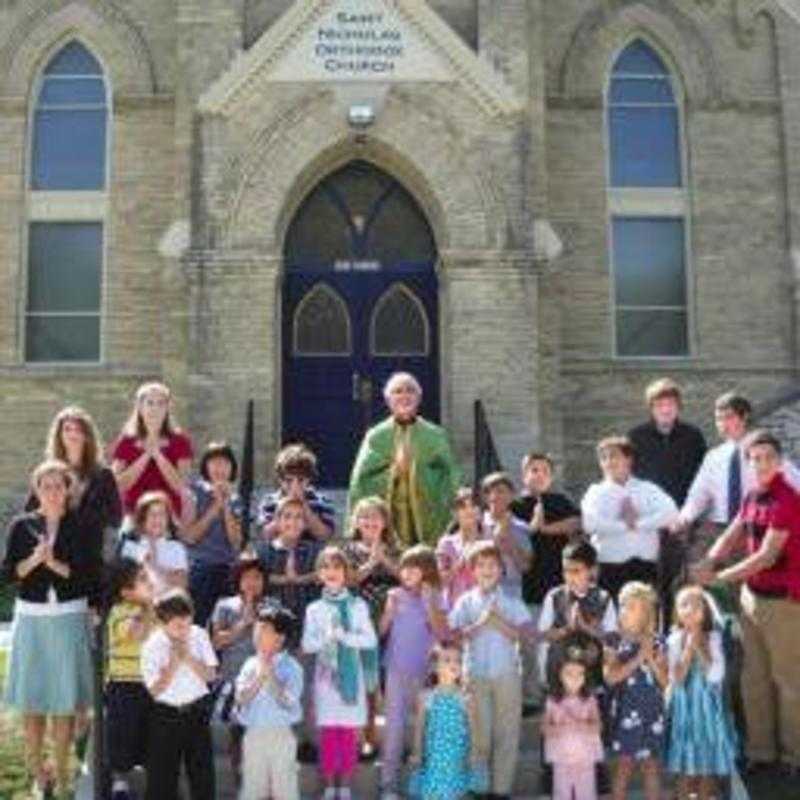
607,39 -> 689,357
284,160 -> 437,268
608,39 -> 680,188
370,284 -> 429,356
31,40 -> 108,190
26,41 -> 109,363
293,283 -> 352,356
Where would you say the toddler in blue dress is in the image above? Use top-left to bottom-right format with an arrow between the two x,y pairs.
408,642 -> 486,800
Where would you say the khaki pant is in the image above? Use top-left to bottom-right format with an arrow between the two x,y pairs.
240,725 -> 299,800
471,673 -> 522,794
740,586 -> 800,767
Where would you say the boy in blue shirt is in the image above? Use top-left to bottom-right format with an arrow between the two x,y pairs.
449,541 -> 532,800
235,601 -> 304,800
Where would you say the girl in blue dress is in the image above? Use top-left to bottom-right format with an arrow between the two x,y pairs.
604,581 -> 668,800
665,586 -> 737,800
408,642 -> 485,800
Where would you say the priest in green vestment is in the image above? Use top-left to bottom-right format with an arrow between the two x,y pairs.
347,372 -> 461,548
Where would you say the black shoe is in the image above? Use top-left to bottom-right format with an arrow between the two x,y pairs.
521,702 -> 542,718
744,759 -> 776,777
539,764 -> 553,795
359,742 -> 377,762
596,761 -> 611,794
778,762 -> 800,780
297,740 -> 318,763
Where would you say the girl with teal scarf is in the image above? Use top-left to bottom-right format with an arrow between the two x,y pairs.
301,547 -> 379,800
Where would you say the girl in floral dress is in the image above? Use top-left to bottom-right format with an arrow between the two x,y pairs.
603,581 -> 668,800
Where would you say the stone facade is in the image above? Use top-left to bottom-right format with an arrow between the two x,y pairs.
0,0 -> 799,501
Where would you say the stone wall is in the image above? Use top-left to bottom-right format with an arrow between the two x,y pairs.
542,0 -> 798,494
0,0 -> 796,503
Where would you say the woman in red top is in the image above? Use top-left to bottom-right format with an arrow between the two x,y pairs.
111,382 -> 193,521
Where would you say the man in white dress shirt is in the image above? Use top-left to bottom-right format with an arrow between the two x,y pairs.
673,392 -> 800,566
582,435 -> 678,601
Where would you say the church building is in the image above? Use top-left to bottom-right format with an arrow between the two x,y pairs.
1,0 -> 800,495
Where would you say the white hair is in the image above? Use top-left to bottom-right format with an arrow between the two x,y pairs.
383,372 -> 422,402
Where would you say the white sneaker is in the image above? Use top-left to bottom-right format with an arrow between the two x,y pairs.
339,788 -> 352,800
381,792 -> 401,800
322,788 -> 337,800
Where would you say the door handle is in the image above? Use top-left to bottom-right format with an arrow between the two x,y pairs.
352,373 -> 374,405
360,377 -> 373,404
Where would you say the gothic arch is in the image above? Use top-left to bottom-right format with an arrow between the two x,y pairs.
0,1 -> 157,98
215,90 -> 507,255
370,283 -> 430,357
558,1 -> 722,105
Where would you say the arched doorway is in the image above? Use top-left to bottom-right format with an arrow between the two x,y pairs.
282,160 -> 440,486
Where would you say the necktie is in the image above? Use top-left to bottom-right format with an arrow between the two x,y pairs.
727,445 -> 742,522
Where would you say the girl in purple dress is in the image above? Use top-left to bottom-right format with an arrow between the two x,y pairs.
378,545 -> 448,799
543,649 -> 604,800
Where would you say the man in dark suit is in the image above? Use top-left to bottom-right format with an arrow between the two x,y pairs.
628,378 -> 706,628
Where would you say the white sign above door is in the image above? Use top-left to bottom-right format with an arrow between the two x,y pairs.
271,0 -> 451,82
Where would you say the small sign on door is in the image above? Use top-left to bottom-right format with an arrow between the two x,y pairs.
334,259 -> 382,272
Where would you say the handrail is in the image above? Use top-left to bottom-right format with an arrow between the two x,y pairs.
474,399 -> 503,487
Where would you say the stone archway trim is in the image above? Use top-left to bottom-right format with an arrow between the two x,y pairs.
214,92 -> 507,253
0,0 -> 157,98
557,1 -> 722,105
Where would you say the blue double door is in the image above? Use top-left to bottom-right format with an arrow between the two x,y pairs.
281,161 -> 440,487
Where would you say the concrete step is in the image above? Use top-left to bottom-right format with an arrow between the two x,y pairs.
75,714 -> 683,799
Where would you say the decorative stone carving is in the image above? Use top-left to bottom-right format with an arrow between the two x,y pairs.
0,0 -> 156,96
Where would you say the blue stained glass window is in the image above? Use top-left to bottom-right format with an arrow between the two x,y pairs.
608,40 -> 681,187
44,41 -> 102,75
31,41 -> 107,190
613,40 -> 669,75
613,217 -> 688,357
26,222 -> 103,362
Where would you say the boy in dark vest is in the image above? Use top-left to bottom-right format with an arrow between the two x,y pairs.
537,539 -> 618,795
538,539 -> 617,688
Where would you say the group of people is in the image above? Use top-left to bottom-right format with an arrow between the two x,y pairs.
2,372 -> 800,800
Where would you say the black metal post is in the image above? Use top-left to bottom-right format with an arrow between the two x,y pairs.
239,399 -> 255,547
93,607 -> 110,800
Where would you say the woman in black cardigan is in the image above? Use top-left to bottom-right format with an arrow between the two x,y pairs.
4,460 -> 95,798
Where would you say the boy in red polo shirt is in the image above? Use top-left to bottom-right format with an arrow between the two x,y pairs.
693,429 -> 800,773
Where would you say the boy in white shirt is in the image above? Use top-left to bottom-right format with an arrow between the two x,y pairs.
581,435 -> 677,600
236,601 -> 304,800
140,588 -> 217,800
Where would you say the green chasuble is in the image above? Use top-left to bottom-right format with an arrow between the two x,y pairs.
347,416 -> 461,548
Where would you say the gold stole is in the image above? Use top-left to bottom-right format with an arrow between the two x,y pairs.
389,422 -> 420,548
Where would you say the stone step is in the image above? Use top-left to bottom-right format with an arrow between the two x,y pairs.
74,714 -> 679,800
